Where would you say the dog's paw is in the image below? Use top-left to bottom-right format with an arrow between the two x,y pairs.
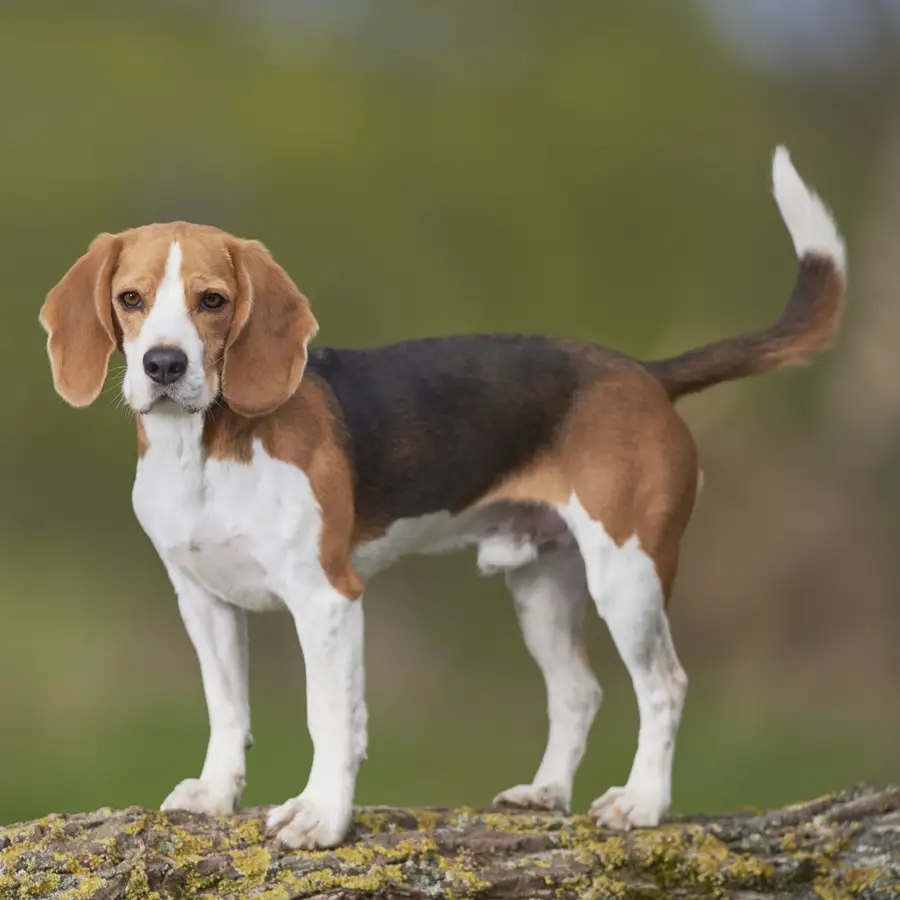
492,782 -> 570,812
267,793 -> 351,850
160,777 -> 242,816
589,786 -> 666,831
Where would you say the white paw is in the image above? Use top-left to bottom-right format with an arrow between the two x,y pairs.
266,793 -> 352,850
161,777 -> 242,816
589,786 -> 666,831
493,782 -> 570,812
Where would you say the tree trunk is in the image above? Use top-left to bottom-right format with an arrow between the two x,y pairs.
1,784 -> 898,898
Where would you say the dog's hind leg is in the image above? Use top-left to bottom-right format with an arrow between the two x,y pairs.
567,497 -> 688,829
493,540 -> 603,812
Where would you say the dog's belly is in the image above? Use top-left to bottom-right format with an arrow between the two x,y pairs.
134,418 -> 570,602
351,501 -> 569,580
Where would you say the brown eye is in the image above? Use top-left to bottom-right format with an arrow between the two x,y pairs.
200,291 -> 227,311
118,291 -> 143,310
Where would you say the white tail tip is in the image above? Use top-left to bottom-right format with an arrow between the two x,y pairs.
772,145 -> 846,274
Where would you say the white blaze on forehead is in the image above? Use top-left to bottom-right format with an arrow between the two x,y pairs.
141,241 -> 196,346
159,241 -> 184,302
122,239 -> 212,411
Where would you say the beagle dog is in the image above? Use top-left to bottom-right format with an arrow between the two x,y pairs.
39,147 -> 844,849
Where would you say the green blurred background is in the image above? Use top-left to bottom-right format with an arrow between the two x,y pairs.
2,0 -> 900,826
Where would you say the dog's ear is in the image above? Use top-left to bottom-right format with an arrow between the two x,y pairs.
222,238 -> 318,417
40,233 -> 121,407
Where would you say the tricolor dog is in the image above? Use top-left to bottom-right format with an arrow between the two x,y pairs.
39,148 -> 845,848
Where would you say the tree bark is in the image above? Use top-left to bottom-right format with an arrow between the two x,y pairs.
1,784 -> 897,898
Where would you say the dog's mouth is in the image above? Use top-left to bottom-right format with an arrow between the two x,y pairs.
137,392 -> 206,417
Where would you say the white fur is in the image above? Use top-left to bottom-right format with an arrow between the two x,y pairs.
160,570 -> 250,816
772,146 -> 846,273
477,534 -> 539,575
122,242 -> 214,413
125,247 -> 690,842
493,540 -> 602,812
558,493 -> 687,830
352,511 -> 473,577
352,505 -> 539,580
266,592 -> 366,849
133,408 -> 689,838
134,410 -> 366,849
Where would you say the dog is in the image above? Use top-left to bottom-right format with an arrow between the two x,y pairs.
39,147 -> 844,848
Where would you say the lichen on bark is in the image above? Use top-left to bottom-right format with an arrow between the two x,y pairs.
1,784 -> 897,898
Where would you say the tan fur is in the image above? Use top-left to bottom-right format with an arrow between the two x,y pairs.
43,223 -> 319,417
478,361 -> 697,601
649,257 -> 844,399
47,219 -> 836,611
222,238 -> 318,418
113,225 -> 239,404
42,224 -> 346,593
40,233 -> 121,407
202,380 -> 363,600
479,455 -> 572,507
105,224 -> 697,604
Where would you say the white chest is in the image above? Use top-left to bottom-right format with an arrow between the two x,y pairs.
132,413 -> 323,610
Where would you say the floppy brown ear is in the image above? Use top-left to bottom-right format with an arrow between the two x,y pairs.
223,238 -> 319,417
39,233 -> 121,407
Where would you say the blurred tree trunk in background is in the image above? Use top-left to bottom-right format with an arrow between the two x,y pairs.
827,118 -> 900,469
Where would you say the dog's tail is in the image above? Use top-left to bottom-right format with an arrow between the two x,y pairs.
645,147 -> 846,401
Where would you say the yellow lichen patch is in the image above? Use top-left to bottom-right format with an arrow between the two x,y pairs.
10,873 -> 62,897
48,848 -> 108,878
382,864 -> 405,884
57,875 -> 104,900
813,882 -> 853,900
370,836 -> 439,860
560,821 -> 778,894
839,866 -> 880,893
593,835 -> 628,869
437,854 -> 492,896
251,887 -> 291,900
275,862 -> 405,895
721,854 -> 774,883
222,815 -> 268,847
291,833 -> 435,874
555,872 -> 632,900
480,812 -> 551,835
332,843 -> 376,866
120,815 -> 149,838
811,865 -> 884,899
782,831 -> 799,852
586,874 -> 631,897
0,842 -> 33,875
352,810 -> 391,834
629,825 -> 774,890
125,858 -> 161,900
415,810 -> 441,833
230,845 -> 272,886
155,821 -> 214,864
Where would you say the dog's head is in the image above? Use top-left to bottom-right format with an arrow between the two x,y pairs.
40,223 -> 318,417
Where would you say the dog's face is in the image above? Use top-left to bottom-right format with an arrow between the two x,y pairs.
40,223 -> 318,418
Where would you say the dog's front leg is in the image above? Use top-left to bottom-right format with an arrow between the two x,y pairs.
267,582 -> 367,849
160,567 -> 251,816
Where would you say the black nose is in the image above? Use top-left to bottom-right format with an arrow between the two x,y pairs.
143,347 -> 188,385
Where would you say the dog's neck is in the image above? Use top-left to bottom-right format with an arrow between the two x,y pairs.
136,404 -> 205,463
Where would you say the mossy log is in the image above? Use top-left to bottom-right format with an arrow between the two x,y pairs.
1,784 -> 898,898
